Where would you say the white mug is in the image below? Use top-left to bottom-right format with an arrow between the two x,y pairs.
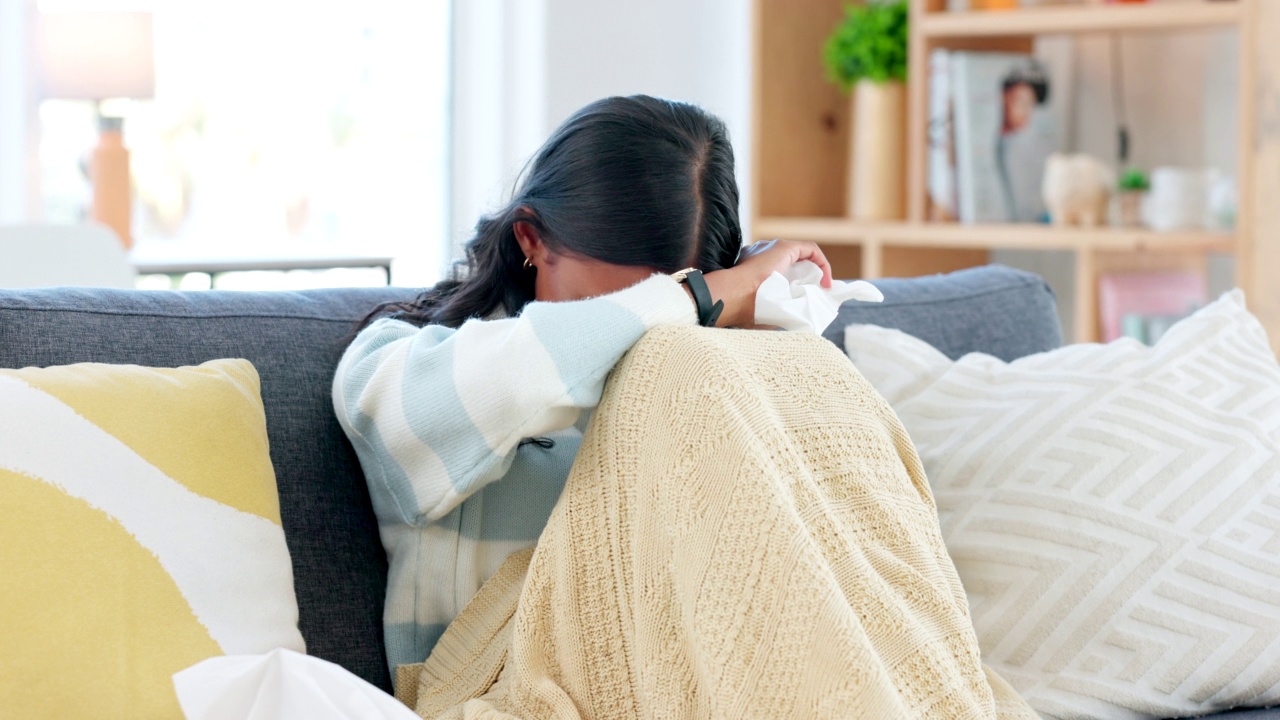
1144,167 -> 1210,231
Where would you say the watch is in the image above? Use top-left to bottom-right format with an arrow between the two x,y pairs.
671,268 -> 724,328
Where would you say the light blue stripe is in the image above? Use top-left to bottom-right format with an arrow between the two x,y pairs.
339,320 -> 413,421
525,299 -> 646,406
467,429 -> 581,542
340,330 -> 426,524
349,416 -> 419,526
398,324 -> 512,496
384,621 -> 447,683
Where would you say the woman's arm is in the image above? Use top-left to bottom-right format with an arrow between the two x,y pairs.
332,273 -> 696,526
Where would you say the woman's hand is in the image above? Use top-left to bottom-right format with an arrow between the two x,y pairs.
702,240 -> 832,327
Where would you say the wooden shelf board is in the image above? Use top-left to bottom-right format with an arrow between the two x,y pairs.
754,218 -> 1236,253
919,2 -> 1241,37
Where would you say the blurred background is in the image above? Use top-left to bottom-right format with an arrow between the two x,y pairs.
1,0 -> 1270,348
0,0 -> 750,292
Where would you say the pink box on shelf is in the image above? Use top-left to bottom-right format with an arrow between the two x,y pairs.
1097,272 -> 1208,343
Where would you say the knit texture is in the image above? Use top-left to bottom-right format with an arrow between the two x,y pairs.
332,275 -> 697,676
407,326 -> 1036,719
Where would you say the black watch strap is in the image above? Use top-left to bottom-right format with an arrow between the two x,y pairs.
682,269 -> 724,328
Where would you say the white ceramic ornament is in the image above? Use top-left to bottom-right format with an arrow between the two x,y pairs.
1041,153 -> 1114,227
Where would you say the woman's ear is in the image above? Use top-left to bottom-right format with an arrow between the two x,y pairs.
513,220 -> 544,263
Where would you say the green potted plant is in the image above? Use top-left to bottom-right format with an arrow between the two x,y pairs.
1115,168 -> 1149,227
823,0 -> 909,221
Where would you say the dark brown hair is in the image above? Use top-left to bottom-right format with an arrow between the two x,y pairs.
361,95 -> 742,329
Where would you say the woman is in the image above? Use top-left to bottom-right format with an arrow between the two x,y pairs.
333,95 -> 832,677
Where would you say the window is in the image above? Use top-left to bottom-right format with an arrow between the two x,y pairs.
36,0 -> 451,288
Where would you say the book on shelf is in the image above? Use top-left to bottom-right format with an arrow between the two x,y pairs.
948,50 -> 1066,224
1098,272 -> 1208,345
927,49 -> 959,222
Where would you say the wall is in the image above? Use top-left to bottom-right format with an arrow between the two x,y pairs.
541,0 -> 751,159
450,0 -> 753,255
994,29 -> 1239,340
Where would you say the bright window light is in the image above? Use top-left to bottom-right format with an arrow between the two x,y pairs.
38,1 -> 451,288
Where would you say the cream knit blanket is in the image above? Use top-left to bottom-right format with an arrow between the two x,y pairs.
402,326 -> 1036,719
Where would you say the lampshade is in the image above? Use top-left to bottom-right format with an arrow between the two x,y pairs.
36,11 -> 155,100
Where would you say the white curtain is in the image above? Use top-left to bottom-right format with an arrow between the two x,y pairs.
0,0 -> 39,224
449,0 -> 548,263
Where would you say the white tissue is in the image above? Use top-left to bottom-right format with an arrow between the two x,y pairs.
173,649 -> 419,720
753,260 -> 883,334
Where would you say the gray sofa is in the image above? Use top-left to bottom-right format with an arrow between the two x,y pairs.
0,264 -> 1274,719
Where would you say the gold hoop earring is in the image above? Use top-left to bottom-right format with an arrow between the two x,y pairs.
523,257 -> 534,271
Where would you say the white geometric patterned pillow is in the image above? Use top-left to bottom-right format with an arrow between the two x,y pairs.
844,290 -> 1280,720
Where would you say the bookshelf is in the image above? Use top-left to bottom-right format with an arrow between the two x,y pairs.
751,220 -> 1234,258
917,3 -> 1241,37
750,0 -> 1280,351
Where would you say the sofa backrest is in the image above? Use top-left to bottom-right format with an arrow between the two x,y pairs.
822,264 -> 1063,361
0,286 -> 409,691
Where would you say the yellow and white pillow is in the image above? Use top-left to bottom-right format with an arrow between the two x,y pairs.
0,359 -> 304,719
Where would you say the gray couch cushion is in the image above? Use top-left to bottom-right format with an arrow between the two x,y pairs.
823,264 -> 1064,361
0,286 -> 413,692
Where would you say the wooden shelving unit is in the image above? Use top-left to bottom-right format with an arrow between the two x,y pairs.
754,219 -> 1233,255
750,0 -> 1280,351
917,2 -> 1241,37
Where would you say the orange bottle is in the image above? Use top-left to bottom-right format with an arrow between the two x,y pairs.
91,116 -> 133,249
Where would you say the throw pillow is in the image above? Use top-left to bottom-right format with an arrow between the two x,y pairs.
0,359 -> 305,719
844,290 -> 1280,720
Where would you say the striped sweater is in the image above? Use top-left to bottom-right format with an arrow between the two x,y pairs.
332,274 -> 697,677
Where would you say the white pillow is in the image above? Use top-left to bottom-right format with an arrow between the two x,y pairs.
844,290 -> 1280,720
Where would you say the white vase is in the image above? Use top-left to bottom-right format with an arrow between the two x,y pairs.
849,79 -> 906,221
1144,167 -> 1210,231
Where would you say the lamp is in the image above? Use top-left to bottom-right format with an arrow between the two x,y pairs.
36,11 -> 155,249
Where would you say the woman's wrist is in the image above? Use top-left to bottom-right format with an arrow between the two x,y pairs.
703,268 -> 752,328
671,267 -> 756,328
